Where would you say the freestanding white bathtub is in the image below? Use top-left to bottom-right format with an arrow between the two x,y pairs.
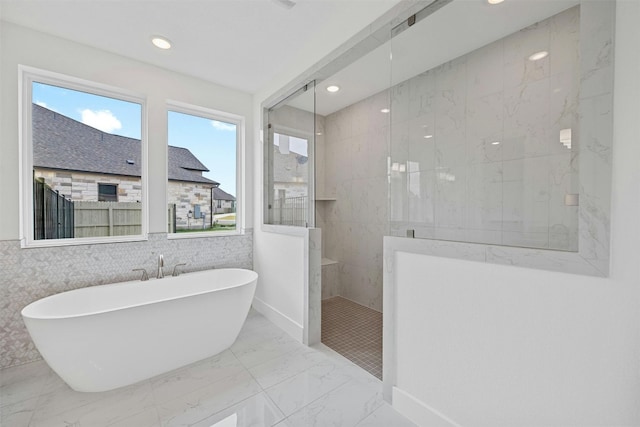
22,268 -> 257,392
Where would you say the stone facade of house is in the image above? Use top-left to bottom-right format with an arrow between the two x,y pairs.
34,169 -> 143,202
167,180 -> 214,229
35,168 -> 217,230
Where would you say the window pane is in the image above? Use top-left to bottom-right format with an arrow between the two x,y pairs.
98,184 -> 118,202
264,82 -> 316,227
32,82 -> 142,240
167,110 -> 237,233
271,132 -> 309,227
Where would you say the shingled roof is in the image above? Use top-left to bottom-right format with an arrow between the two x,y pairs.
213,187 -> 236,201
32,104 -> 218,186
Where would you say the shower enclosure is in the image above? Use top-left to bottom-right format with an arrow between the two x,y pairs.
262,0 -> 614,381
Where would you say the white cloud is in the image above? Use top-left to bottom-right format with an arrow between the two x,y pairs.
36,101 -> 60,113
211,120 -> 236,132
80,109 -> 122,133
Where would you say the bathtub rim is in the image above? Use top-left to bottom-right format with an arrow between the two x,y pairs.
21,268 -> 258,321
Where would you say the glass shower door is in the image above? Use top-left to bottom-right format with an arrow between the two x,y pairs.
264,82 -> 316,227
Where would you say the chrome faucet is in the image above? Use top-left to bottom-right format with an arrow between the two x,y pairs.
172,263 -> 187,277
132,268 -> 149,281
157,254 -> 164,279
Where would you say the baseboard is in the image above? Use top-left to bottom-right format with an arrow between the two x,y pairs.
251,297 -> 304,343
392,387 -> 462,427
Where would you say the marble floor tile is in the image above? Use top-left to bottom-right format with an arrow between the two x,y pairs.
240,309 -> 278,334
0,362 -> 54,408
30,381 -> 155,427
231,331 -> 303,369
107,407 -> 160,427
232,321 -> 295,352
191,392 -> 285,427
266,358 -> 353,416
355,402 -> 417,426
276,379 -> 383,427
0,360 -> 50,388
0,311 -> 413,427
157,370 -> 261,427
151,350 -> 245,404
248,347 -> 328,389
0,396 -> 37,427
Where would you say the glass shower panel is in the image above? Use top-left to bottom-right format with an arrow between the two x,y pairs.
264,82 -> 316,227
389,2 -> 580,251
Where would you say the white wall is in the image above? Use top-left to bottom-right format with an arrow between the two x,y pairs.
252,228 -> 306,338
391,1 -> 640,424
0,21 -> 253,239
0,22 -> 255,368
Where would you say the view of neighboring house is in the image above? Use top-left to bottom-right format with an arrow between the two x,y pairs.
272,134 -> 309,199
213,187 -> 236,213
32,104 -> 234,232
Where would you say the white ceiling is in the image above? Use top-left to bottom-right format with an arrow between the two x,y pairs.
0,0 -> 401,94
311,0 -> 579,116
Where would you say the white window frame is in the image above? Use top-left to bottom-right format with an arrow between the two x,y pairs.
19,65 -> 149,248
166,100 -> 244,239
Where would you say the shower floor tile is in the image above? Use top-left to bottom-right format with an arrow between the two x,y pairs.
321,296 -> 383,380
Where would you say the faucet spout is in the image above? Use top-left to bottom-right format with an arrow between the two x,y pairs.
157,254 -> 164,279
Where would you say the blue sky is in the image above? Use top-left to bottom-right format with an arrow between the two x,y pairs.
33,82 -> 237,196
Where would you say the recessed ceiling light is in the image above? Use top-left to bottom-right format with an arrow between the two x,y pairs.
528,50 -> 549,61
424,135 -> 433,139
316,132 -> 323,136
381,108 -> 390,113
326,85 -> 340,93
151,36 -> 172,50
487,0 -> 505,4
491,141 -> 500,145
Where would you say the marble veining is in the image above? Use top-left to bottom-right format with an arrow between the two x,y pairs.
386,3 -> 614,277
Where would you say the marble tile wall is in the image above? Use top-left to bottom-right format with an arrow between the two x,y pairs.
319,4 -> 611,307
320,262 -> 340,300
0,232 -> 253,369
389,6 -> 582,252
321,91 -> 389,311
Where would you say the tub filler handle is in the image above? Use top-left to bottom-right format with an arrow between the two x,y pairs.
172,263 -> 187,277
132,268 -> 149,281
157,254 -> 164,279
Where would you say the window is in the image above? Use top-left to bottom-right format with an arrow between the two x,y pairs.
264,82 -> 316,227
167,102 -> 243,236
21,66 -> 146,246
98,184 -> 118,202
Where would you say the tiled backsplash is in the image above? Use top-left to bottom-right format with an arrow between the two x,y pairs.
0,231 -> 252,369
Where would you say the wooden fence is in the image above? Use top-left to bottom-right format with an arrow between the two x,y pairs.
34,178 -> 74,239
168,204 -> 176,233
74,201 -> 141,238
